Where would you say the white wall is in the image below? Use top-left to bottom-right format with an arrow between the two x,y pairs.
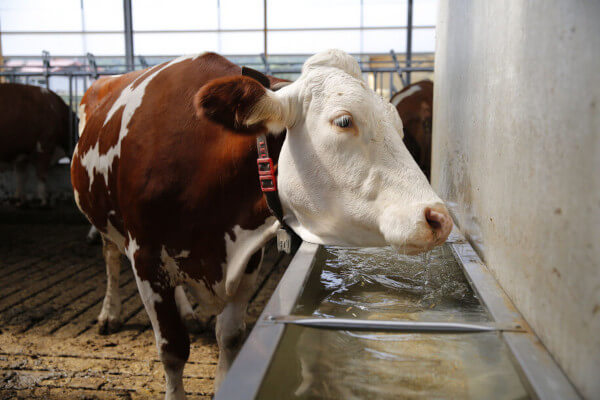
433,1 -> 599,398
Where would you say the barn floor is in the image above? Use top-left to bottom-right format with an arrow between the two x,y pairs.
0,223 -> 291,399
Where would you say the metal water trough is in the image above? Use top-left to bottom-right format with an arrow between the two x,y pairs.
216,228 -> 580,400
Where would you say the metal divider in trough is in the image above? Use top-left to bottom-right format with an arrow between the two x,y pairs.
216,228 -> 580,400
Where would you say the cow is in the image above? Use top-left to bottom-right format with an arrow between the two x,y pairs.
391,80 -> 433,180
71,50 -> 452,399
0,83 -> 73,206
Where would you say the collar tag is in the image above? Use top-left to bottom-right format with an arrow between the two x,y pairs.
276,228 -> 292,254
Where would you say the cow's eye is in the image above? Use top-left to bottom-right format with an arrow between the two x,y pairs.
333,115 -> 352,128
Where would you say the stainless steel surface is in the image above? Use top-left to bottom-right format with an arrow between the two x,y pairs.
214,242 -> 320,400
449,239 -> 523,326
268,316 -> 524,333
405,0 -> 413,84
218,229 -> 580,399
257,242 -> 528,398
258,327 -> 529,400
123,0 -> 134,71
504,332 -> 581,400
450,230 -> 581,399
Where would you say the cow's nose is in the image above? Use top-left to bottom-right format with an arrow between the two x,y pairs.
424,206 -> 453,242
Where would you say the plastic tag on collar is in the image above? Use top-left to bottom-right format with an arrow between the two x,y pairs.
277,228 -> 292,254
260,175 -> 277,192
257,157 -> 274,176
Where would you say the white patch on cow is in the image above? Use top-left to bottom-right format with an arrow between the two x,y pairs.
159,249 -> 197,321
214,301 -> 248,389
187,279 -> 226,321
301,49 -> 363,80
135,278 -> 167,347
127,234 -> 167,348
73,189 -> 81,210
36,142 -> 43,153
125,233 -> 139,266
162,352 -> 186,400
223,216 -> 280,296
106,220 -> 126,252
159,246 -> 190,287
174,285 -> 195,319
175,250 -> 190,258
391,84 -> 422,107
214,248 -> 264,389
80,55 -> 194,190
78,104 -> 87,137
98,239 -> 122,330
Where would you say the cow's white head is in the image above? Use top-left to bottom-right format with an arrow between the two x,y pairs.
196,49 -> 452,254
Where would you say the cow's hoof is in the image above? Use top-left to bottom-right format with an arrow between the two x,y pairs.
98,318 -> 121,335
183,313 -> 213,334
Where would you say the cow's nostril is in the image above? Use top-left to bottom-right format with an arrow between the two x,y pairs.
424,206 -> 453,243
425,207 -> 445,232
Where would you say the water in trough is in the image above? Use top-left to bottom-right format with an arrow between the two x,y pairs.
257,244 -> 529,399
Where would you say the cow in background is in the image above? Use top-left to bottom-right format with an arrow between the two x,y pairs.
391,80 -> 433,180
0,83 -> 73,206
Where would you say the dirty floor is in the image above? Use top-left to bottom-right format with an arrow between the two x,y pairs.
0,224 -> 289,399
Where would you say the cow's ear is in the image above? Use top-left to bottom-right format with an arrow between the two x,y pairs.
194,76 -> 290,134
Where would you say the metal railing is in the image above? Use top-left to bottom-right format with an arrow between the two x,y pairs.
0,50 -> 434,156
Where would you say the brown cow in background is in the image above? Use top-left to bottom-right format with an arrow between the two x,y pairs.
0,83 -> 73,206
391,80 -> 433,180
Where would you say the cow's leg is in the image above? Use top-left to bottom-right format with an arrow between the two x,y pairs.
98,237 -> 123,334
214,249 -> 263,389
175,286 -> 194,317
132,248 -> 189,400
34,150 -> 52,207
185,283 -> 222,334
174,285 -> 207,333
13,158 -> 28,205
34,171 -> 48,207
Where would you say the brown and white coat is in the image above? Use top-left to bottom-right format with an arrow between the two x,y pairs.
72,50 -> 452,399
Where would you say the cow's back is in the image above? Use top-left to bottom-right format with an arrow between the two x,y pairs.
0,83 -> 70,162
71,53 -> 277,285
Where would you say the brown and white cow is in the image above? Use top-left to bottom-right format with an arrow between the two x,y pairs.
71,50 -> 452,399
391,80 -> 433,180
0,83 -> 72,205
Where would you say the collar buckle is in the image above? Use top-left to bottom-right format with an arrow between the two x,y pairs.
257,157 -> 277,192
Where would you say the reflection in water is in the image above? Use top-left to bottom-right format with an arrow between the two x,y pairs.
257,245 -> 529,399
